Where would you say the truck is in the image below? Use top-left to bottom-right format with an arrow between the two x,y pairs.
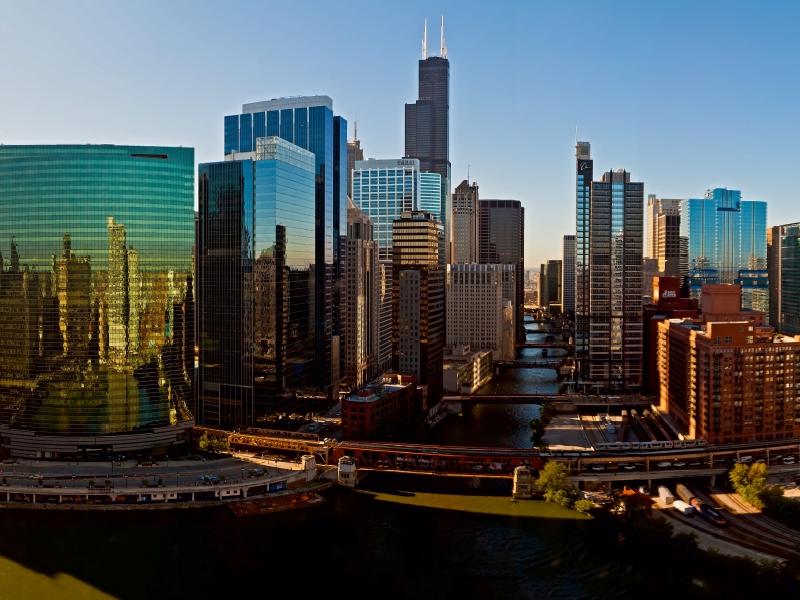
606,422 -> 616,434
658,486 -> 674,506
675,483 -> 726,526
672,500 -> 694,515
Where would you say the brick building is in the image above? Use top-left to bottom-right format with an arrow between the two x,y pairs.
341,373 -> 416,441
658,284 -> 800,444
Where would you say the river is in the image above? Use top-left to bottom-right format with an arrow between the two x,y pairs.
0,321 -> 624,599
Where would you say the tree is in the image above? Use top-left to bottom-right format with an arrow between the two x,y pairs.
574,499 -> 594,514
537,461 -> 571,494
729,463 -> 770,508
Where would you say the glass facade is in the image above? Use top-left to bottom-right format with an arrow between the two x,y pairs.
779,224 -> 800,334
681,189 -> 768,310
419,172 -> 442,221
198,137 -> 316,428
0,145 -> 195,456
225,96 -> 346,396
352,158 -> 420,261
575,143 -> 592,368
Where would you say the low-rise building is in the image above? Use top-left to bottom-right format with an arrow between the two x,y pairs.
658,284 -> 800,444
442,345 -> 493,394
341,373 -> 416,441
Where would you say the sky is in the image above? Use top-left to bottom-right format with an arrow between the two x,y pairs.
1,1 -> 799,268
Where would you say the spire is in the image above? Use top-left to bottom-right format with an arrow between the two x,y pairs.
422,18 -> 428,59
354,120 -> 358,142
440,15 -> 447,58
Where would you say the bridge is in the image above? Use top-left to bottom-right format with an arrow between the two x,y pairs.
194,426 -> 333,462
494,360 -> 568,370
525,327 -> 563,334
330,441 -> 545,477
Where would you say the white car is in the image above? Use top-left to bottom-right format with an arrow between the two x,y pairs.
783,456 -> 797,464
591,464 -> 605,471
657,461 -> 672,468
674,461 -> 687,467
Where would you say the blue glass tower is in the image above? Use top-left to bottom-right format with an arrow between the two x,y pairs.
224,96 -> 346,397
681,189 -> 767,311
198,137 -> 317,427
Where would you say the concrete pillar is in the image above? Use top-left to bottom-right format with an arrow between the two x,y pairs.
710,475 -> 717,487
648,479 -> 653,490
766,449 -> 770,463
32,493 -> 35,504
58,494 -> 62,504
645,459 -> 650,471
191,491 -> 195,501
243,487 -> 248,498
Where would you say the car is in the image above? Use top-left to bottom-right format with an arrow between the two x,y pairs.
590,465 -> 605,471
783,456 -> 797,464
334,412 -> 341,417
674,461 -> 687,467
756,459 -> 766,464
657,461 -> 672,468
689,461 -> 701,466
308,424 -> 318,431
639,486 -> 650,495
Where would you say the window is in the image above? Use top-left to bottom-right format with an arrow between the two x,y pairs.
725,337 -> 733,345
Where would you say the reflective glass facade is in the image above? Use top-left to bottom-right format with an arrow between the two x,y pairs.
0,145 -> 195,455
575,142 -> 592,367
225,96 -> 346,395
352,159 -> 420,261
681,190 -> 768,310
771,223 -> 800,335
419,172 -> 442,221
198,138 -> 316,428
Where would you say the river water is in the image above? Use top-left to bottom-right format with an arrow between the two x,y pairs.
0,321 -> 624,599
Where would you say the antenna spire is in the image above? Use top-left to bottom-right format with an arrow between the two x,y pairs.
422,18 -> 428,59
354,120 -> 358,142
440,15 -> 447,58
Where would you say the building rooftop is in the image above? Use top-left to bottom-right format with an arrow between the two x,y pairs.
345,374 -> 414,403
242,95 -> 333,113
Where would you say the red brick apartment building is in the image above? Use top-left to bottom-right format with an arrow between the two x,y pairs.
341,373 -> 416,440
658,284 -> 800,444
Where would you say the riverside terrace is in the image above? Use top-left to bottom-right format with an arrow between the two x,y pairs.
0,455 -> 321,507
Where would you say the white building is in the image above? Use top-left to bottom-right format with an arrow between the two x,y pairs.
445,263 -> 515,360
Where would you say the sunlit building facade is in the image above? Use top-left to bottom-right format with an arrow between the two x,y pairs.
0,145 -> 195,458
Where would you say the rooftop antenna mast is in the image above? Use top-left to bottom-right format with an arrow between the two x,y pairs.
440,15 -> 447,58
422,18 -> 428,59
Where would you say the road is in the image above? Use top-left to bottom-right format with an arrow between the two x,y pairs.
0,454 -> 289,490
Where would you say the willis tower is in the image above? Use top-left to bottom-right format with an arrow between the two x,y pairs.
405,17 -> 451,258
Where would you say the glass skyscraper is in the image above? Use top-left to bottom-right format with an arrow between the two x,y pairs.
419,172 -> 443,222
768,223 -> 800,335
352,158 -> 420,261
0,145 -> 195,458
681,189 -> 768,309
574,142 -> 644,391
198,137 -> 316,428
224,96 -> 347,397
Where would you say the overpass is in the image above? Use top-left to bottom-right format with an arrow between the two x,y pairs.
517,343 -> 572,349
494,360 -> 568,370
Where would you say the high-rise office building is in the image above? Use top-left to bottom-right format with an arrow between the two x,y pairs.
353,158 -> 420,261
353,158 -> 420,374
419,172 -> 445,241
479,200 -> 525,344
446,264 -> 515,360
657,213 -> 682,277
646,196 -> 682,260
405,19 -> 452,263
345,199 -> 379,389
0,145 -> 195,458
198,137 -> 316,428
681,189 -> 767,311
347,123 -> 364,199
768,223 -> 800,335
452,180 -> 479,264
392,211 -> 445,404
562,235 -> 576,314
575,142 -> 644,391
224,96 -> 347,398
545,260 -> 562,309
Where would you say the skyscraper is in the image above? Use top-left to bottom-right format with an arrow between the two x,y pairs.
392,211 -> 445,405
346,199 -> 379,388
656,213 -> 682,277
452,180 -> 479,264
768,223 -> 800,334
646,196 -> 682,260
681,189 -> 768,307
562,235 -> 576,314
575,142 -> 644,391
446,263 -> 515,360
198,137 -> 317,428
224,96 -> 347,398
406,18 -> 452,262
479,200 -> 525,344
0,144 -> 195,458
347,123 -> 364,199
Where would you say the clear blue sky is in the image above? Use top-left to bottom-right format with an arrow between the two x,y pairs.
1,1 -> 798,268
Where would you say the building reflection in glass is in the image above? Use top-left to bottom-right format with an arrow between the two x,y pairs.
0,145 -> 195,444
198,137 -> 316,429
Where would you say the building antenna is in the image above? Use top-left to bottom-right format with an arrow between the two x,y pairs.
440,15 -> 447,58
422,18 -> 428,59
354,120 -> 358,142
468,165 -> 470,182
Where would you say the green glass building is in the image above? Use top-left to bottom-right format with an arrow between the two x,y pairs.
0,145 -> 195,458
